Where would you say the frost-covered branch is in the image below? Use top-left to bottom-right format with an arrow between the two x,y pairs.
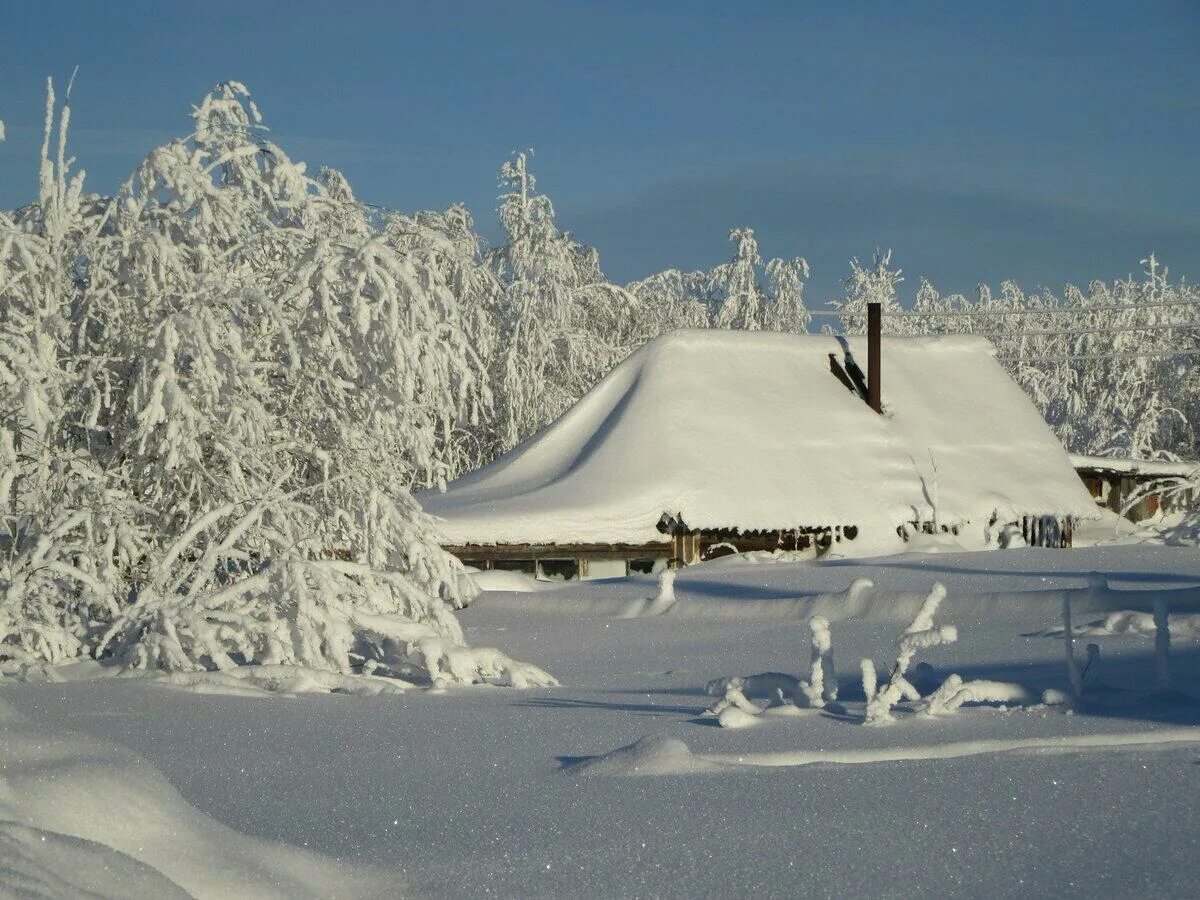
797,615 -> 836,707
862,583 -> 958,724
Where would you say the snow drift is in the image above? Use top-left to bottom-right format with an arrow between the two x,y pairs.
0,698 -> 390,898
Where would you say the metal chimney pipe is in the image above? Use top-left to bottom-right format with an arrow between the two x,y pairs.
867,302 -> 882,414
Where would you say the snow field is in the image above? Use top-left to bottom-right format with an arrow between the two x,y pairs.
3,545 -> 1196,897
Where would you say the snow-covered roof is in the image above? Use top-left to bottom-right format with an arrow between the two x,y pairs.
1069,454 -> 1198,478
420,330 -> 1099,546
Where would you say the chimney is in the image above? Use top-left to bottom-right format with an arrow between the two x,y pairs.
867,302 -> 882,414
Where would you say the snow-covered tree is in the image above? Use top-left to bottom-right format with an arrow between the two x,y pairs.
0,79 -> 555,688
0,80 -> 133,672
486,151 -> 646,451
900,257 -> 1199,461
628,229 -> 811,335
709,228 -> 766,330
707,228 -> 811,333
763,254 -> 813,333
626,268 -> 712,332
827,248 -> 904,334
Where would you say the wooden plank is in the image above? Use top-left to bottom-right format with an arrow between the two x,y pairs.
444,542 -> 670,562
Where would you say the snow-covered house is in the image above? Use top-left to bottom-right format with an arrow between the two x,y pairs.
420,329 -> 1098,578
1070,454 -> 1198,521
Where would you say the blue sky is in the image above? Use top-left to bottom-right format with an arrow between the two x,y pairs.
1,0 -> 1197,305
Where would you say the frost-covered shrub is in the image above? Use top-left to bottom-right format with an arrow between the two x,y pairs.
862,583 -> 958,724
101,552 -> 553,688
705,679 -> 765,728
920,676 -> 1038,715
95,501 -> 455,673
0,510 -> 116,670
702,612 -> 842,719
796,615 -> 837,708
705,672 -> 801,703
811,616 -> 837,701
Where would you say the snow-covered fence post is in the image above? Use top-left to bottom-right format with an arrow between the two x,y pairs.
1153,597 -> 1172,689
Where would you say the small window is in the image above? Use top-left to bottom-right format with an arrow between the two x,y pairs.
584,559 -> 627,580
537,559 -> 579,581
493,559 -> 536,575
628,558 -> 667,575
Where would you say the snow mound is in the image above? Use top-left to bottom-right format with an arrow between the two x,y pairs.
154,665 -> 416,697
422,330 -> 1098,546
1050,611 -> 1200,639
467,569 -> 556,593
574,728 -> 1200,778
716,707 -> 763,729
702,728 -> 1200,769
570,734 -> 721,776
0,823 -> 191,899
0,702 -> 392,898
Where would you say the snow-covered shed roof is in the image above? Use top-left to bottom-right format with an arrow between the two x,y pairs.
420,330 -> 1099,546
1069,454 -> 1198,479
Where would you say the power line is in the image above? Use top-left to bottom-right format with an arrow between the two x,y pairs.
984,321 -> 1199,339
997,349 -> 1200,362
808,297 -> 1200,318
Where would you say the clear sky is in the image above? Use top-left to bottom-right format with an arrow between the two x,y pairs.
1,0 -> 1197,305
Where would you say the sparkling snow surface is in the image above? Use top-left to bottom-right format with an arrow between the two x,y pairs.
421,330 -> 1099,546
3,545 -> 1200,897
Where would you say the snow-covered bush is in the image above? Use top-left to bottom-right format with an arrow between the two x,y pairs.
703,612 -> 840,721
0,81 -> 134,674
